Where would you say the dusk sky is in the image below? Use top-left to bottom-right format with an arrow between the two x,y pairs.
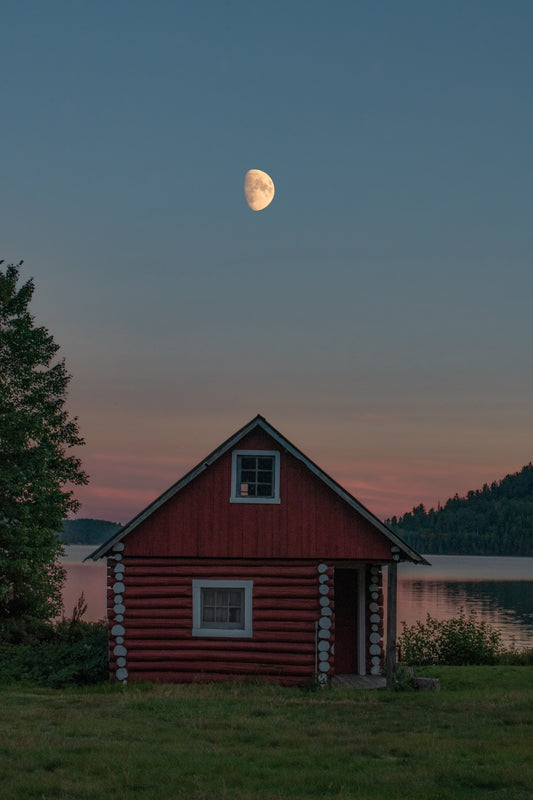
2,1 -> 532,523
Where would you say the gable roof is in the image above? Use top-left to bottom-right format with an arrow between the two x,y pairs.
87,415 -> 428,564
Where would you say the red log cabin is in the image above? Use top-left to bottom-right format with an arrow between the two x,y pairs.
88,415 -> 427,685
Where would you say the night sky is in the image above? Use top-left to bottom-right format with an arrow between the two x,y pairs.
2,1 -> 532,522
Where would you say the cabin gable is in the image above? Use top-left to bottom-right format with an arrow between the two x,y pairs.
123,427 -> 393,561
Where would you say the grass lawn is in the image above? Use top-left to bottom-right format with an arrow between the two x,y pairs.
1,666 -> 531,800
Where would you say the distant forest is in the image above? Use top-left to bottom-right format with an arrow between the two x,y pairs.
58,518 -> 121,546
386,464 -> 533,556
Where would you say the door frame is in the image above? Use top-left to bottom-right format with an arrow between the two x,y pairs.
356,565 -> 366,675
333,565 -> 367,676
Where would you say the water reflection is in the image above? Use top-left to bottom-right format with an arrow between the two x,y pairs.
397,557 -> 533,650
399,580 -> 533,648
60,550 -> 106,621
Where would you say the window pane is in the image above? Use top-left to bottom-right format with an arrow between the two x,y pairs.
196,584 -> 250,634
200,587 -> 245,629
240,470 -> 256,482
236,454 -> 276,499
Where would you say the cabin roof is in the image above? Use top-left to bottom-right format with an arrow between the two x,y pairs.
87,414 -> 428,564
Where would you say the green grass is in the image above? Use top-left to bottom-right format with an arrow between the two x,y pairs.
1,667 -> 532,800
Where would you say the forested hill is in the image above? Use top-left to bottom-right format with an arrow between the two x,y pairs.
386,464 -> 533,556
58,518 -> 122,545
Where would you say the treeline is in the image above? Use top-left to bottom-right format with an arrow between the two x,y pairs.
387,464 -> 533,556
57,518 -> 121,545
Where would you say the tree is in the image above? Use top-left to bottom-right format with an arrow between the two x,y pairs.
386,463 -> 533,556
0,261 -> 88,635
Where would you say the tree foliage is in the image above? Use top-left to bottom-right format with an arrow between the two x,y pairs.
0,261 -> 88,634
387,464 -> 533,555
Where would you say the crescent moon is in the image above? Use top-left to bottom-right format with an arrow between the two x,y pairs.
244,169 -> 275,211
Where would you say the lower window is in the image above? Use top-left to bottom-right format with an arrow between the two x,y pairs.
192,579 -> 253,638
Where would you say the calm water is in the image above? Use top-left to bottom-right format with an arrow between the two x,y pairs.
396,556 -> 533,650
61,546 -> 107,621
61,548 -> 533,650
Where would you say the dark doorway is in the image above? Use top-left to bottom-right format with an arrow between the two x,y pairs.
334,568 -> 359,674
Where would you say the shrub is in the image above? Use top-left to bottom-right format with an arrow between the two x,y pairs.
496,645 -> 533,666
0,595 -> 108,687
0,619 -> 108,687
398,609 -> 503,666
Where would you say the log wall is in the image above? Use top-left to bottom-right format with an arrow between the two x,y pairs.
107,550 -> 328,686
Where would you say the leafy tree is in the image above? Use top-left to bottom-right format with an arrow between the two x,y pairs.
0,261 -> 88,637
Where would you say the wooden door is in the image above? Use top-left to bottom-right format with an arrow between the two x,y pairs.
334,569 -> 359,674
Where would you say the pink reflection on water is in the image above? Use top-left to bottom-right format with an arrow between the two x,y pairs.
397,579 -> 531,649
60,548 -> 107,621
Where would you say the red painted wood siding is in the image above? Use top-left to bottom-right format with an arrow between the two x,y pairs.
124,429 -> 392,561
109,557 -> 324,685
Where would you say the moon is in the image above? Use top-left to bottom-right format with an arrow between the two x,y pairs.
244,169 -> 275,211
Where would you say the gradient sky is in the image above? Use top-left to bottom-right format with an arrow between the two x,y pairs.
2,1 -> 532,523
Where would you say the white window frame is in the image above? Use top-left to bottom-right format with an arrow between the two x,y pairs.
230,450 -> 281,504
192,579 -> 253,638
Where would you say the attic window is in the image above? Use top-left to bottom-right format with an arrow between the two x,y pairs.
230,450 -> 280,504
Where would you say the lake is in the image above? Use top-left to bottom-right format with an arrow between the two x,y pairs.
396,556 -> 533,650
61,548 -> 533,651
